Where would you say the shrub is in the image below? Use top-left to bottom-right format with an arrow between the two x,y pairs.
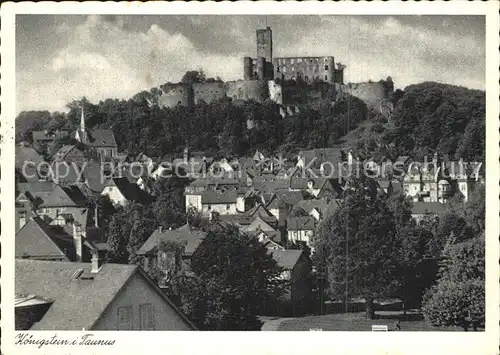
422,278 -> 484,330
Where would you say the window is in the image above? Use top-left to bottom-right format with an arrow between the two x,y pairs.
282,67 -> 287,73
325,75 -> 328,81
19,211 -> 26,228
291,67 -> 295,72
117,306 -> 132,330
140,304 -> 155,330
304,76 -> 309,82
325,65 -> 329,70
208,205 -> 212,210
277,66 -> 280,73
291,59 -> 295,64
226,204 -> 231,210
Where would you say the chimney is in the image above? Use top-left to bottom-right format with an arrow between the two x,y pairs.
72,222 -> 83,262
91,250 -> 103,274
432,152 -> 438,164
94,203 -> 99,228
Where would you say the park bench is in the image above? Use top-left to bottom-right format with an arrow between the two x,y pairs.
371,325 -> 389,331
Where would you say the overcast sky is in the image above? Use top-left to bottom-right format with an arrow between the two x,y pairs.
16,15 -> 485,113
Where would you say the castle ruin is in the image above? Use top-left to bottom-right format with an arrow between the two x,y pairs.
157,27 -> 392,114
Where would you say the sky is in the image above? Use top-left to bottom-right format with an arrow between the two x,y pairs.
16,15 -> 485,113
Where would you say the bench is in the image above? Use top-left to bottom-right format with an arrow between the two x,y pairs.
371,325 -> 389,332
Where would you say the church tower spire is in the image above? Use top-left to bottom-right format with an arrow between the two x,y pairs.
78,104 -> 87,144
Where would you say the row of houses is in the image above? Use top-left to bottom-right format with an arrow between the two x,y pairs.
15,115 -> 484,329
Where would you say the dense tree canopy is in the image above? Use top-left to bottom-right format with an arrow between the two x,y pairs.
383,82 -> 485,161
160,226 -> 287,330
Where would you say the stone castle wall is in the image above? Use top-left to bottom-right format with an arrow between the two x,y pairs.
192,82 -> 226,104
158,83 -> 192,108
225,80 -> 269,103
343,82 -> 391,110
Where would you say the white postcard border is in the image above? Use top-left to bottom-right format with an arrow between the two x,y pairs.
1,2 -> 498,355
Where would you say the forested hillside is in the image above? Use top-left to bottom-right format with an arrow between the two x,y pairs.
382,82 -> 485,161
16,81 -> 485,162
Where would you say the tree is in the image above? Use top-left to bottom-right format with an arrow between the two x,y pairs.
392,225 -> 438,314
312,175 -> 400,319
181,70 -> 206,84
422,235 -> 484,330
181,225 -> 287,330
106,207 -> 131,263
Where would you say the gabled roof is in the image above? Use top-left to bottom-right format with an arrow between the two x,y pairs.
104,177 -> 150,203
274,190 -> 305,206
78,129 -> 117,148
411,202 -> 449,215
246,204 -> 277,225
52,145 -> 81,163
289,177 -> 331,191
201,190 -> 237,205
287,216 -> 316,231
189,178 -> 240,188
15,259 -> 196,330
82,162 -> 107,192
269,249 -> 304,270
15,145 -> 45,171
32,130 -> 69,142
17,182 -> 87,208
137,224 -> 207,256
16,217 -> 74,261
295,198 -> 341,218
241,215 -> 277,233
298,148 -> 343,168
252,178 -> 289,193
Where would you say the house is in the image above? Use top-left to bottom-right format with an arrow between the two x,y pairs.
15,217 -> 76,262
15,182 -> 89,232
240,215 -> 278,235
171,146 -> 212,179
15,258 -> 196,330
297,148 -> 343,171
294,198 -> 342,222
245,203 -> 278,228
265,190 -> 304,227
52,144 -> 97,164
32,129 -> 70,154
137,224 -> 208,279
185,178 -> 241,213
411,202 -> 450,224
15,143 -> 45,182
101,177 -> 151,207
286,216 -> 316,247
289,177 -> 341,198
200,190 -> 238,217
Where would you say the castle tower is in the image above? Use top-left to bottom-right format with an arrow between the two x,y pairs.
325,57 -> 335,84
256,27 -> 273,63
243,57 -> 254,80
256,57 -> 266,80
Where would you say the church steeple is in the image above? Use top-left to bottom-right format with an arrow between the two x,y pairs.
76,105 -> 87,144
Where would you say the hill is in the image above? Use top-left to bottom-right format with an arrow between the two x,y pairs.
15,81 -> 485,162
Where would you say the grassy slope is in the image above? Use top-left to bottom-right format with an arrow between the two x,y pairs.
273,312 -> 465,332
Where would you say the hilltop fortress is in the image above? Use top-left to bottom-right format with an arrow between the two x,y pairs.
157,27 -> 394,113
